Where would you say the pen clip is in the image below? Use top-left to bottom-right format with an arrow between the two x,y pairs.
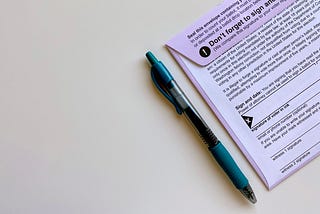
151,68 -> 183,115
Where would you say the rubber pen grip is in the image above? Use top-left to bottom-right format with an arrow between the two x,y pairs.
208,142 -> 248,189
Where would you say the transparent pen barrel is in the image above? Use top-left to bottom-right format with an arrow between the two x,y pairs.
167,80 -> 192,111
168,80 -> 218,147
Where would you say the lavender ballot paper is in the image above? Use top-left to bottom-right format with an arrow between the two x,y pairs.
166,0 -> 320,189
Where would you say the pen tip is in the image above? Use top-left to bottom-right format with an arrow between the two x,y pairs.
146,51 -> 158,65
239,184 -> 257,204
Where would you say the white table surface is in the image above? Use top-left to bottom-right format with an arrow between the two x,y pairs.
1,0 -> 319,213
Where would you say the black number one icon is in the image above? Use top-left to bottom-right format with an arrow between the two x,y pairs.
199,46 -> 211,58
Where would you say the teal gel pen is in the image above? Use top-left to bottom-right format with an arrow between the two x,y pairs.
145,51 -> 257,203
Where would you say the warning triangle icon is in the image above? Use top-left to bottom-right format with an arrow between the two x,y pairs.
242,115 -> 253,128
